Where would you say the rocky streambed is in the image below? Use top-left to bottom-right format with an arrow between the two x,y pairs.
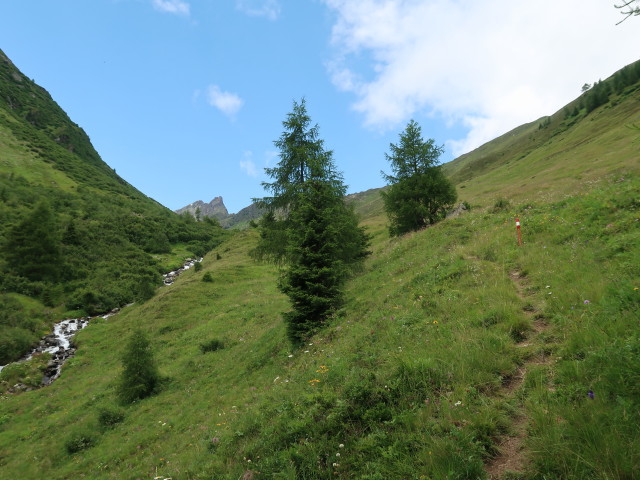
0,257 -> 202,390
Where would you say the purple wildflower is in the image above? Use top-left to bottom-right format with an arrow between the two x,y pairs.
587,390 -> 595,400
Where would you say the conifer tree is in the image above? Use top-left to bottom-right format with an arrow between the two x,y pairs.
253,99 -> 369,343
3,200 -> 62,281
252,98 -> 369,271
280,180 -> 345,344
381,120 -> 457,236
117,329 -> 160,404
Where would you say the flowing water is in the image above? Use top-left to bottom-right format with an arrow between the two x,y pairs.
0,258 -> 202,386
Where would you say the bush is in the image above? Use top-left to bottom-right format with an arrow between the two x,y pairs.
492,197 -> 510,211
202,272 -> 214,283
97,406 -> 125,429
0,326 -> 35,364
65,430 -> 96,454
200,338 -> 224,353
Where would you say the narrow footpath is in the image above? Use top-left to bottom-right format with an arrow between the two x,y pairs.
485,270 -> 553,480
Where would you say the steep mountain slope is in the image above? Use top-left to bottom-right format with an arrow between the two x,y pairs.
0,49 -> 227,364
0,60 -> 638,479
443,59 -> 640,204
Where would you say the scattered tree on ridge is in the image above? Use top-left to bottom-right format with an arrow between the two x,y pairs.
253,99 -> 369,344
381,120 -> 457,236
117,329 -> 160,404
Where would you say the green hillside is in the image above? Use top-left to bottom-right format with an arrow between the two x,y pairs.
443,60 -> 640,205
0,58 -> 639,480
0,50 -> 227,365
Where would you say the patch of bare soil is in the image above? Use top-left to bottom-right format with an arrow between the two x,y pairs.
484,270 -> 553,480
485,414 -> 528,480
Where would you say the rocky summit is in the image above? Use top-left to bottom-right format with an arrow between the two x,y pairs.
175,196 -> 229,221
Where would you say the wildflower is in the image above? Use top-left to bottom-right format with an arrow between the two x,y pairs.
454,401 -> 462,406
339,443 -> 344,448
433,320 -> 438,324
583,300 -> 590,304
336,452 -> 341,457
333,463 -> 340,467
308,379 -> 321,386
588,390 -> 595,400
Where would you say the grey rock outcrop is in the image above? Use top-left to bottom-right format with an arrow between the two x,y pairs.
176,197 -> 229,221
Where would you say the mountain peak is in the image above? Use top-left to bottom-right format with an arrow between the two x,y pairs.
176,196 -> 229,220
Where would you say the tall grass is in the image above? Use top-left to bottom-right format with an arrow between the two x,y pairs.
0,172 -> 638,479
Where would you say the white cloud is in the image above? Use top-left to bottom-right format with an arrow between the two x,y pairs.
236,0 -> 281,20
152,0 -> 190,16
240,151 -> 259,177
206,85 -> 244,118
323,0 -> 639,156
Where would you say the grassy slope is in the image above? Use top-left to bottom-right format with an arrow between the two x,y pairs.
0,111 -> 77,191
0,72 -> 639,479
444,75 -> 640,206
0,50 -> 228,365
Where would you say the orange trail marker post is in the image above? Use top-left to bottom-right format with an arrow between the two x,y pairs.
515,218 -> 522,246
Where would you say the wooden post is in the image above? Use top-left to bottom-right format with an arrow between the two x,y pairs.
515,218 -> 522,246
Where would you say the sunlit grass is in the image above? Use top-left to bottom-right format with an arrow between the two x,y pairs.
1,86 -> 640,478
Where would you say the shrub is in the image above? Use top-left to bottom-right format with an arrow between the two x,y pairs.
65,430 -> 96,454
202,272 -> 214,283
200,338 -> 224,353
97,406 -> 125,429
492,197 -> 510,211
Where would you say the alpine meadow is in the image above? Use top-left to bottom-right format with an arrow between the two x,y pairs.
0,44 -> 640,480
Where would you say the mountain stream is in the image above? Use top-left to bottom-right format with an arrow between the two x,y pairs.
0,258 -> 202,389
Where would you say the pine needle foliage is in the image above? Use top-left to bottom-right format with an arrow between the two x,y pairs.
3,200 -> 62,282
279,180 -> 346,345
117,329 -> 160,405
381,120 -> 457,236
253,99 -> 370,343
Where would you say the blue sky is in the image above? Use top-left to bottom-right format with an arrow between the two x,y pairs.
1,0 -> 637,213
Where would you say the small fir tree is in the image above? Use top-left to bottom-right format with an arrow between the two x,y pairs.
381,120 -> 457,236
117,329 -> 160,404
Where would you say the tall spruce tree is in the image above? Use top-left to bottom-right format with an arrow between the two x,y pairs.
280,180 -> 345,344
253,99 -> 369,343
381,120 -> 457,236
